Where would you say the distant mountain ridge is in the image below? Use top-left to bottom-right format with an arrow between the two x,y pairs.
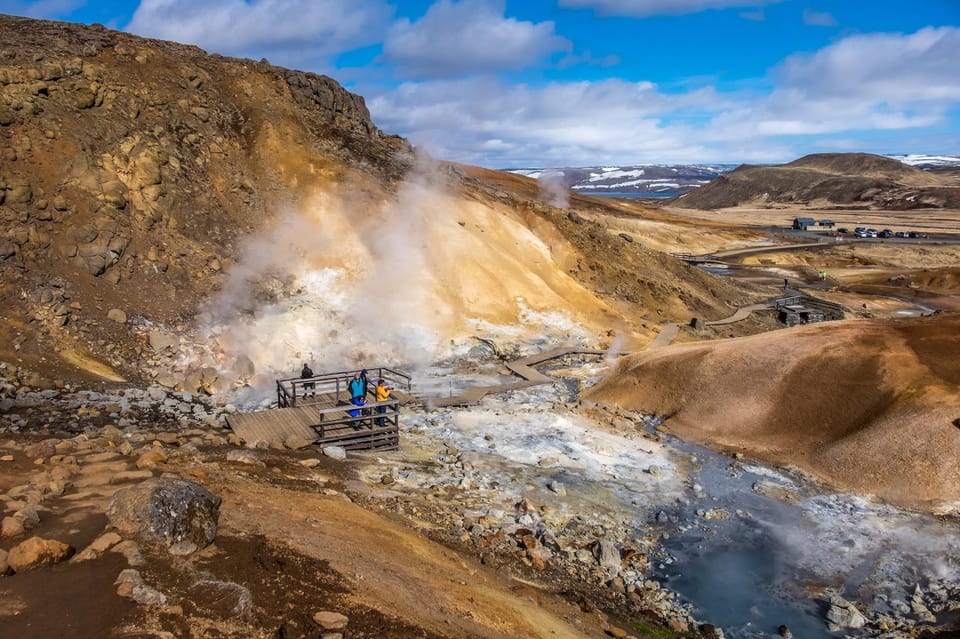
507,164 -> 735,196
673,153 -> 960,210
508,154 -> 960,197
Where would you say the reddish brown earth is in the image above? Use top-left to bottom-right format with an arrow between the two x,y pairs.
587,313 -> 960,510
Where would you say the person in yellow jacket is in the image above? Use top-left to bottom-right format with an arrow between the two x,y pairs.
375,378 -> 393,426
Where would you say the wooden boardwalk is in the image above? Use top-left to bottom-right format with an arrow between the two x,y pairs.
227,367 -> 406,450
427,348 -> 622,408
226,400 -> 401,451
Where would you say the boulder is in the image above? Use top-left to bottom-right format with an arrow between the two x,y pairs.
7,536 -> 74,571
313,611 -> 349,630
106,478 -> 221,555
0,548 -> 9,575
825,595 -> 868,631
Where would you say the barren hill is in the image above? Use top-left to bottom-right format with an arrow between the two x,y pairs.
674,152 -> 960,210
0,14 -> 756,387
585,313 -> 960,510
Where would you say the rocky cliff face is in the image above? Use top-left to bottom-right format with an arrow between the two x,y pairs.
0,14 -> 410,382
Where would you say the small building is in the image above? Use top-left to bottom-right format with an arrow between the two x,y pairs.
792,217 -> 816,230
818,219 -> 835,228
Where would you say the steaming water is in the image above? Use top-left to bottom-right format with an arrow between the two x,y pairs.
395,367 -> 960,638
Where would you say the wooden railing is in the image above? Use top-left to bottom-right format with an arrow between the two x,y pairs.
277,367 -> 412,408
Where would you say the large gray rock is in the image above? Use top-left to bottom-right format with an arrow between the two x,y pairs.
825,594 -> 868,631
106,478 -> 221,555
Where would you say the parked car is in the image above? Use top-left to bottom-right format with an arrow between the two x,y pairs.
879,229 -> 893,238
895,231 -> 908,238
867,229 -> 879,237
837,228 -> 849,234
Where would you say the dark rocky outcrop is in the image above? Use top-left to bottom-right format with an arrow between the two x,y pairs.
106,478 -> 221,555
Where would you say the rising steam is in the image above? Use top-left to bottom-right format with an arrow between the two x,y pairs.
193,167 -> 451,383
538,170 -> 570,209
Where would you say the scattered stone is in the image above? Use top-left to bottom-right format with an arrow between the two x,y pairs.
148,330 -> 178,353
14,506 -> 40,529
778,624 -> 793,638
322,446 -> 346,461
0,548 -> 9,575
313,611 -> 349,630
547,480 -> 566,496
284,436 -> 315,450
604,624 -> 628,638
594,540 -> 621,572
299,459 -> 321,468
114,568 -> 167,605
225,449 -> 260,465
1,516 -> 25,538
110,470 -> 155,483
106,478 -> 221,555
110,540 -> 145,566
135,448 -> 167,469
73,531 -> 123,562
107,308 -> 127,323
7,536 -> 74,571
154,432 -> 180,445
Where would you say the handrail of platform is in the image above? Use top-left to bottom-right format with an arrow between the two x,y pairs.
313,398 -> 401,440
277,367 -> 411,408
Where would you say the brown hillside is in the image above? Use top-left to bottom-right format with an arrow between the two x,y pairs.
674,152 -> 960,210
0,14 -> 758,385
586,313 -> 960,510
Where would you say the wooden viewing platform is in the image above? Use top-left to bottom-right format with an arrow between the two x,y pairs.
225,367 -> 411,451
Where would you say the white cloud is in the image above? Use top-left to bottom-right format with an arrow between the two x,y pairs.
366,27 -> 960,166
558,0 -> 778,18
802,9 -> 837,27
382,0 -> 569,78
696,27 -> 960,139
125,0 -> 393,71
367,76 -> 719,166
778,27 -> 960,104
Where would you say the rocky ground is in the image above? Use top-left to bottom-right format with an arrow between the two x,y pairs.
3,360 -> 960,638
0,369 -> 713,638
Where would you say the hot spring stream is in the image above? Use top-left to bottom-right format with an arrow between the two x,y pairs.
399,363 -> 960,638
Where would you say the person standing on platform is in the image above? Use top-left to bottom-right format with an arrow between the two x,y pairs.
348,371 -> 365,402
301,363 -> 315,398
375,378 -> 393,426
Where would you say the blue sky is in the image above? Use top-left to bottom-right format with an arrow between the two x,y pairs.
2,0 -> 959,167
